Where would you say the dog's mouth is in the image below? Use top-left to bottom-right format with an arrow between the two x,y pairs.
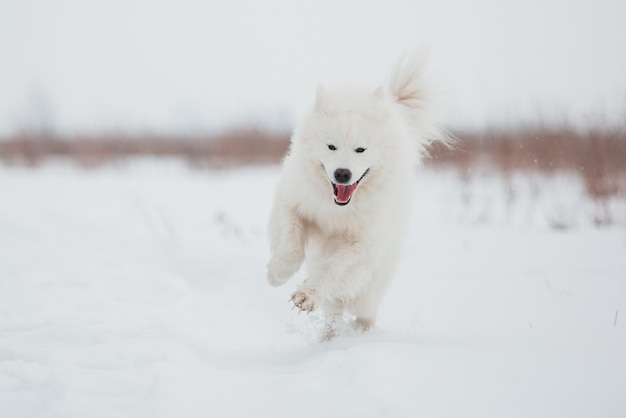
332,169 -> 370,206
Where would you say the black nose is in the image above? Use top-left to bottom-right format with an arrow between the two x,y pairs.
334,168 -> 352,184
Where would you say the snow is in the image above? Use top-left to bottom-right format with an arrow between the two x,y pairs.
1,161 -> 625,417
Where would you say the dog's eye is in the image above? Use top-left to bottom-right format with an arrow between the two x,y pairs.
328,144 -> 337,151
355,147 -> 366,153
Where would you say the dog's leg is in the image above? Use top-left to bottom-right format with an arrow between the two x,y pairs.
349,263 -> 396,331
300,240 -> 375,311
267,205 -> 305,286
351,294 -> 380,332
344,271 -> 379,332
320,247 -> 372,300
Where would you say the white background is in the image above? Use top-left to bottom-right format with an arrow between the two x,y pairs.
1,0 -> 626,135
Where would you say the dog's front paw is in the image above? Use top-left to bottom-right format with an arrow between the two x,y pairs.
267,258 -> 291,286
267,256 -> 301,286
267,268 -> 288,287
290,288 -> 316,314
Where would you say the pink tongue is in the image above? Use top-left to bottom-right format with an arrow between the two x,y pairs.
335,183 -> 358,203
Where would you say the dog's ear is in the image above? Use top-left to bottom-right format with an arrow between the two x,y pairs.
372,85 -> 385,100
315,83 -> 329,113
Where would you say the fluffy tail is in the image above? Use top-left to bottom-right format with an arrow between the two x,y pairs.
388,50 -> 452,156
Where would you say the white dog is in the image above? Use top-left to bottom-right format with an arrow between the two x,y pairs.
267,52 -> 445,332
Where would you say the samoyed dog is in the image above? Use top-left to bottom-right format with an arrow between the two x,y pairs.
267,52 -> 446,333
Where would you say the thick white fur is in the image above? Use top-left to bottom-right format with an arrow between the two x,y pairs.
267,52 -> 444,331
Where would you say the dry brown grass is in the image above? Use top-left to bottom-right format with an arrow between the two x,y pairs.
428,126 -> 626,203
2,126 -> 625,203
0,128 -> 290,169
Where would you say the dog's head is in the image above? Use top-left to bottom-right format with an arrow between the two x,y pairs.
294,84 -> 400,206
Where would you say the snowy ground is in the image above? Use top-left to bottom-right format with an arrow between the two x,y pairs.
1,161 -> 625,418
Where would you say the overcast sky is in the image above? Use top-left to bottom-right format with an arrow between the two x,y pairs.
1,0 -> 625,135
